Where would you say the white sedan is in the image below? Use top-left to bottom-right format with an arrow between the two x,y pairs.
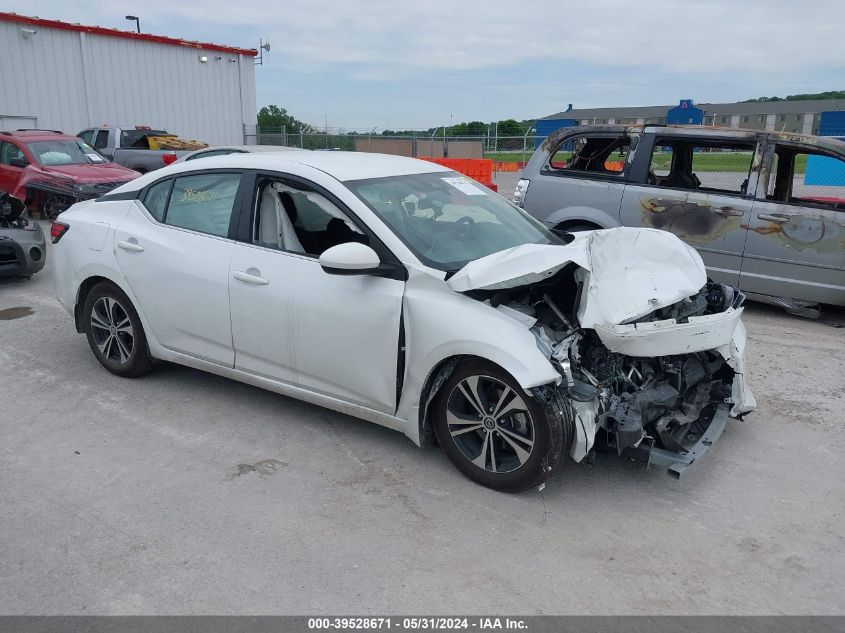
175,144 -> 305,163
52,152 -> 755,491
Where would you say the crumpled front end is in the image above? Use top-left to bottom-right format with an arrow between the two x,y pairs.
454,227 -> 755,477
527,281 -> 754,474
0,193 -> 47,278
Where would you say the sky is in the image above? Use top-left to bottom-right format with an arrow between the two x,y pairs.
5,0 -> 845,131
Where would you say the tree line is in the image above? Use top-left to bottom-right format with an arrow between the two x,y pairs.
257,105 -> 534,137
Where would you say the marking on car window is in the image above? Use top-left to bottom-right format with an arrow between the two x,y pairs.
179,188 -> 219,204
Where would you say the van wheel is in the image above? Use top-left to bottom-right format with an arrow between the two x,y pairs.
83,281 -> 154,377
433,359 -> 572,492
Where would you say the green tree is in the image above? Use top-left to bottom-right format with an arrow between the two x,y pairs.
257,105 -> 315,133
742,90 -> 845,102
496,119 -> 523,137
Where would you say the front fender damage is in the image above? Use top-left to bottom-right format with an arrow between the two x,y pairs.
455,228 -> 756,478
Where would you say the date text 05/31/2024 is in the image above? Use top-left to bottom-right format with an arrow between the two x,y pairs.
307,617 -> 528,630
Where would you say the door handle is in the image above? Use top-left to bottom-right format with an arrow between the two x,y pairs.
714,207 -> 744,217
117,239 -> 144,252
233,270 -> 269,285
756,213 -> 791,223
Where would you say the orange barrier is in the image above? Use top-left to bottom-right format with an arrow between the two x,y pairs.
492,161 -> 522,172
422,157 -> 496,191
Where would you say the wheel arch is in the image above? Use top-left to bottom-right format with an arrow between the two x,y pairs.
73,272 -> 142,335
543,205 -> 619,231
415,353 -> 557,448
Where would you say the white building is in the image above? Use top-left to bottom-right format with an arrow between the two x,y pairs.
0,12 -> 257,144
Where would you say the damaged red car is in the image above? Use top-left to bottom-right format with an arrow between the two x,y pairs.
0,130 -> 140,219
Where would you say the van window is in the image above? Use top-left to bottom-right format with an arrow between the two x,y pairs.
650,146 -> 673,178
690,146 -> 754,194
648,138 -> 755,195
546,135 -> 630,176
768,146 -> 845,209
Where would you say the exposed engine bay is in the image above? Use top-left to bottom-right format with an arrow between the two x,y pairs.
466,258 -> 752,476
0,191 -> 30,229
0,192 -> 47,278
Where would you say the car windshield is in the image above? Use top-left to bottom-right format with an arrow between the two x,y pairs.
26,140 -> 107,166
347,171 -> 560,272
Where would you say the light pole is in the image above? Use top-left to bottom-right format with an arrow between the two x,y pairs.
125,15 -> 140,33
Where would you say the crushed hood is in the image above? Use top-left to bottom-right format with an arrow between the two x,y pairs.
446,227 -> 707,327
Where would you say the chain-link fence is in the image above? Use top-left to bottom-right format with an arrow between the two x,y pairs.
243,125 -> 539,199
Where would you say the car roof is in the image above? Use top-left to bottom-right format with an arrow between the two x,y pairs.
0,130 -> 78,142
543,124 -> 845,153
549,123 -> 845,144
111,151 -> 453,194
184,144 -> 305,156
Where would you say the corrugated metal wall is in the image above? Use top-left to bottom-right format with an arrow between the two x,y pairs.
0,20 -> 256,144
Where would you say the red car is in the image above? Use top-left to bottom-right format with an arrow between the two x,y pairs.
0,129 -> 140,219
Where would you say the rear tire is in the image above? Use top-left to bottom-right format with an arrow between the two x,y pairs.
83,281 -> 154,377
433,359 -> 572,492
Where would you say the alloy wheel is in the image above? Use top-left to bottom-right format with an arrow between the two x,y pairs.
90,296 -> 135,365
445,375 -> 536,473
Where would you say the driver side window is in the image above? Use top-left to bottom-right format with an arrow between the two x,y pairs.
253,178 -> 367,257
0,141 -> 25,166
546,134 -> 630,176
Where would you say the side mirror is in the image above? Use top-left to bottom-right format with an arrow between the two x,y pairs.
319,242 -> 381,275
9,157 -> 28,168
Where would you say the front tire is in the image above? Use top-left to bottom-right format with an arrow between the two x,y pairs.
83,281 -> 154,377
433,359 -> 572,492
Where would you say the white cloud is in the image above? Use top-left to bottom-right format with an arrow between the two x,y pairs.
12,0 -> 845,76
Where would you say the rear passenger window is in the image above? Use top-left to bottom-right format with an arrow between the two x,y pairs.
164,174 -> 241,237
690,145 -> 754,194
142,179 -> 172,222
650,145 -> 673,177
546,135 -> 630,176
648,138 -> 755,195
768,146 -> 845,209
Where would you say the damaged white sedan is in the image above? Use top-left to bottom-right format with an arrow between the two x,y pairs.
52,152 -> 755,491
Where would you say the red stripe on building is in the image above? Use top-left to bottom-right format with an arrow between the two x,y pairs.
0,11 -> 258,57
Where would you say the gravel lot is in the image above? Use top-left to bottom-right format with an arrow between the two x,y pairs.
1,231 -> 843,615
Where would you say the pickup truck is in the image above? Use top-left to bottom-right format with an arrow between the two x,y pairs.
77,126 -> 206,173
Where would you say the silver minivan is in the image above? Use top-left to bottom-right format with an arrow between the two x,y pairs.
515,125 -> 845,316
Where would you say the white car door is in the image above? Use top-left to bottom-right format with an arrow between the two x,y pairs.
113,170 -> 244,366
228,172 -> 405,413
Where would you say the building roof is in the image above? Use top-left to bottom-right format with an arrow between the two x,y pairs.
543,99 -> 845,120
0,11 -> 257,57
